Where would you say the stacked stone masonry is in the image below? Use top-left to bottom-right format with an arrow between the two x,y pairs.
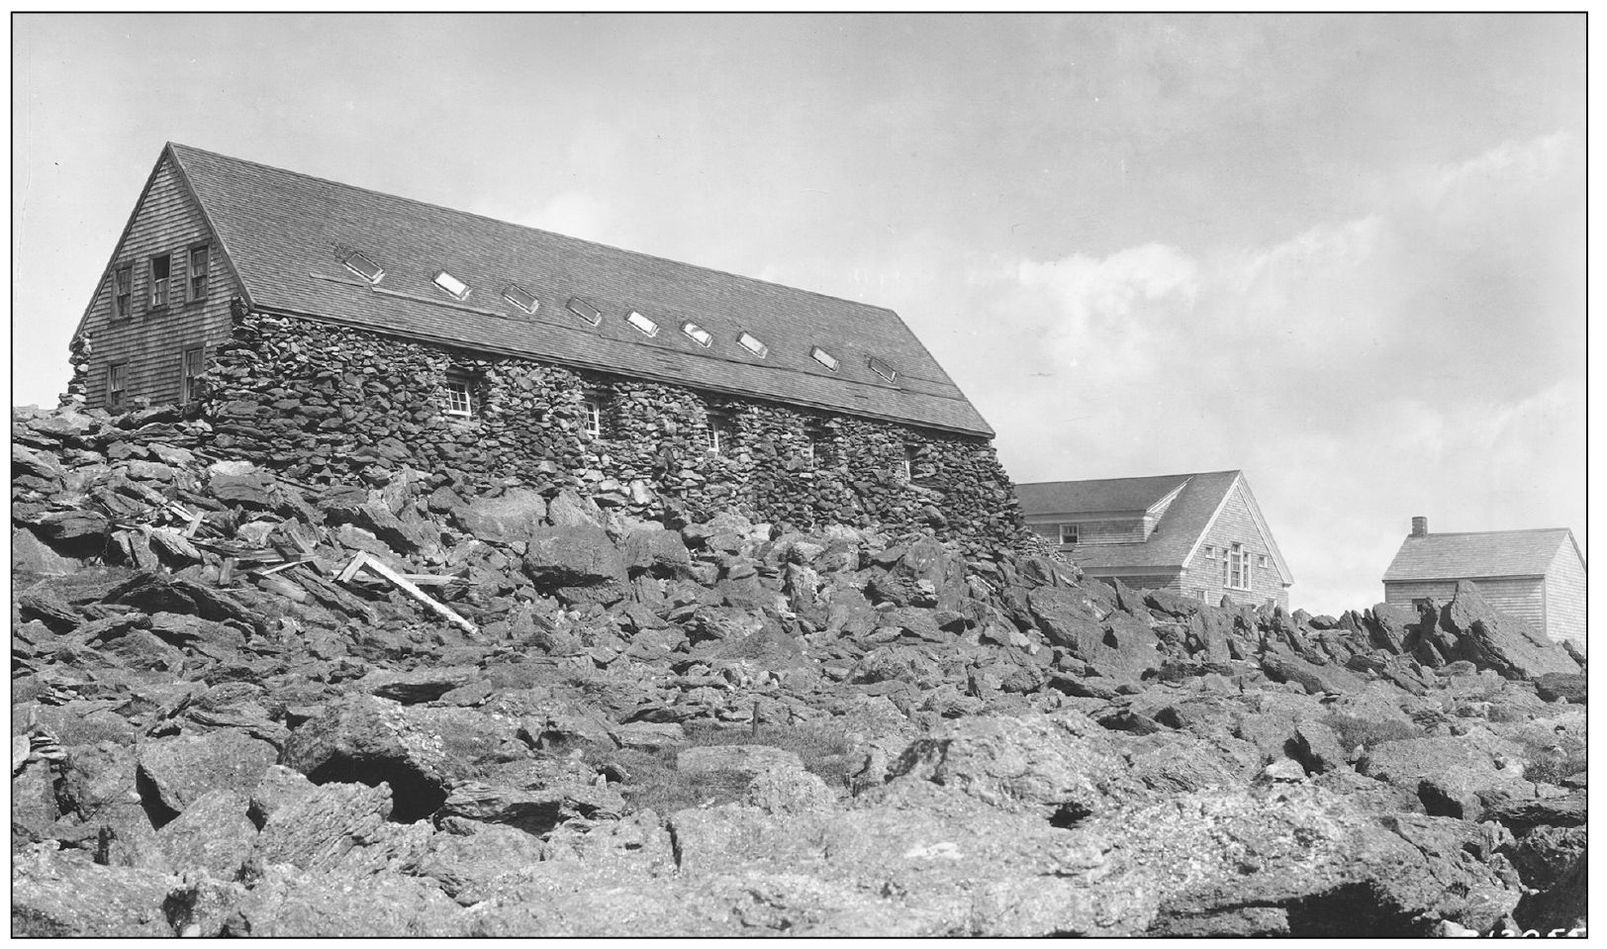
182,307 -> 1041,557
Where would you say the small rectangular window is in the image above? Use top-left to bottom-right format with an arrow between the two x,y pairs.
868,356 -> 898,384
112,266 -> 133,320
1204,546 -> 1216,560
1228,542 -> 1249,590
805,420 -> 833,466
1197,589 -> 1210,602
443,376 -> 473,417
1059,524 -> 1079,546
502,284 -> 539,313
900,444 -> 917,483
149,254 -> 171,308
583,395 -> 602,437
341,249 -> 384,283
433,270 -> 470,300
1257,554 -> 1269,569
626,311 -> 659,337
181,347 -> 204,403
682,322 -> 713,347
567,297 -> 602,326
737,332 -> 768,358
707,409 -> 736,455
188,246 -> 208,301
107,363 -> 128,413
810,346 -> 840,371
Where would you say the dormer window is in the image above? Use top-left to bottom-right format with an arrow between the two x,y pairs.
341,249 -> 384,283
432,270 -> 470,300
682,322 -> 713,347
737,332 -> 768,358
502,284 -> 539,313
810,347 -> 840,371
625,311 -> 659,337
567,297 -> 602,327
868,356 -> 898,384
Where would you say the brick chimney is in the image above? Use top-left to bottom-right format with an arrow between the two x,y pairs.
1411,516 -> 1428,538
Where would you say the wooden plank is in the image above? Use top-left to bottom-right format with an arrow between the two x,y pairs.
253,558 -> 313,577
335,552 -> 370,583
350,555 -> 478,636
218,558 -> 236,586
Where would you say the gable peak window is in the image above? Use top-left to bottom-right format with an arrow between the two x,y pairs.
188,246 -> 209,301
502,284 -> 539,314
112,265 -> 133,320
340,249 -> 384,283
737,332 -> 768,359
149,254 -> 171,308
432,270 -> 470,300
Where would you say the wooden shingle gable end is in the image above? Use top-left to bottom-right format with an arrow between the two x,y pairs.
1180,472 -> 1294,586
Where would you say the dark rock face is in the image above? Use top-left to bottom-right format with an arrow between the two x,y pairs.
7,402 -> 1582,937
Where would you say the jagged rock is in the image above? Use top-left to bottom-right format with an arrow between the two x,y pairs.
155,789 -> 258,877
13,527 -> 81,574
10,848 -> 176,937
453,488 -> 547,545
353,666 -> 477,704
413,823 -> 548,903
1291,720 -> 1347,774
522,523 -> 627,588
436,781 -> 625,835
1432,582 -> 1579,680
1484,791 -> 1586,831
622,524 -> 692,575
1357,732 -> 1531,820
1534,673 -> 1585,704
135,731 -> 278,822
217,865 -> 469,937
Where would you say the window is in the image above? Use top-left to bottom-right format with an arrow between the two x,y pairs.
443,378 -> 473,417
625,311 -> 659,337
1257,554 -> 1269,569
149,254 -> 171,308
900,444 -> 917,483
1197,589 -> 1211,602
432,270 -> 470,300
582,395 -> 603,437
810,346 -> 840,371
1059,524 -> 1079,547
107,363 -> 128,413
181,347 -> 204,403
188,246 -> 209,301
567,297 -> 602,326
707,409 -> 736,455
804,421 -> 833,466
341,249 -> 384,283
682,322 -> 713,347
1204,545 -> 1216,560
737,332 -> 768,358
502,284 -> 539,313
1412,598 -> 1433,612
112,266 -> 132,320
868,356 -> 898,384
1228,542 -> 1250,590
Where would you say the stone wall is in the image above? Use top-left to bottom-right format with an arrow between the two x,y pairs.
193,305 -> 1039,556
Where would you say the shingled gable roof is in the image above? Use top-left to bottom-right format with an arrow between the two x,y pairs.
1016,470 -> 1292,581
1382,528 -> 1583,582
156,143 -> 992,437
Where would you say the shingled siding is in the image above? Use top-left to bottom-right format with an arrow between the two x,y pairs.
72,155 -> 236,409
1543,546 -> 1586,648
1384,578 -> 1545,634
1180,482 -> 1288,610
194,310 -> 1032,554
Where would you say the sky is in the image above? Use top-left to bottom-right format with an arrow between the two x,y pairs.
9,13 -> 1587,614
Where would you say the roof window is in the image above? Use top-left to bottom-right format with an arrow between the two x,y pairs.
625,311 -> 660,337
502,284 -> 539,313
737,332 -> 769,359
682,322 -> 713,347
341,249 -> 384,283
867,356 -> 898,384
432,270 -> 470,300
810,346 -> 840,371
566,297 -> 602,327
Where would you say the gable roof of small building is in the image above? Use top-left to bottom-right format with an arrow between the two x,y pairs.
1015,470 -> 1292,581
1382,528 -> 1583,582
87,143 -> 993,437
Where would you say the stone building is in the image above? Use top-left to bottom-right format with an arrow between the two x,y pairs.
1016,470 -> 1293,609
68,144 -> 1028,549
1382,518 -> 1585,649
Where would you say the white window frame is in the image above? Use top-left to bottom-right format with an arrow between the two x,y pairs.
1228,542 -> 1250,590
900,445 -> 917,483
810,346 -> 839,371
682,322 -> 713,347
341,249 -> 385,283
567,297 -> 602,327
149,253 -> 171,308
707,410 -> 735,455
432,270 -> 471,300
444,379 -> 473,417
868,356 -> 898,384
1059,524 -> 1079,546
626,310 -> 659,337
737,332 -> 768,358
502,284 -> 539,313
583,397 -> 602,437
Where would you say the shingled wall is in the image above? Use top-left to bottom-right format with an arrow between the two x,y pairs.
187,306 -> 1035,555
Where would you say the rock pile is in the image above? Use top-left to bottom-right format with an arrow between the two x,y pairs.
10,403 -> 1586,936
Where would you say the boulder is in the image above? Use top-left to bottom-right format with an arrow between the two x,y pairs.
218,866 -> 469,937
435,781 -> 626,835
1534,673 -> 1585,704
155,789 -> 258,877
10,848 -> 175,937
1357,732 -> 1531,820
1435,582 -> 1579,679
452,488 -> 547,545
522,523 -> 627,589
135,731 -> 278,822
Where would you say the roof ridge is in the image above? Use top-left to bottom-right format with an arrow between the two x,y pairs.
1017,469 -> 1240,488
1408,528 -> 1572,538
166,142 -> 905,320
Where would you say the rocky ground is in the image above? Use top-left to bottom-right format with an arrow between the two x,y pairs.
11,403 -> 1587,936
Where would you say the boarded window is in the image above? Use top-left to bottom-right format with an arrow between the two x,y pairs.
149,254 -> 171,308
107,363 -> 128,413
112,266 -> 133,320
188,246 -> 209,301
181,347 -> 205,403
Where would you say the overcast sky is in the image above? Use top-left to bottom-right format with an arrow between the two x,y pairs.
11,14 -> 1586,613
